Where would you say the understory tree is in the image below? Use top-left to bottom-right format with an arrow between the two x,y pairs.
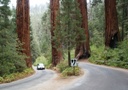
54,0 -> 85,66
0,0 -> 27,76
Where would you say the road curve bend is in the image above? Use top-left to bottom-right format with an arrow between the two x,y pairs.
0,68 -> 56,90
64,62 -> 128,90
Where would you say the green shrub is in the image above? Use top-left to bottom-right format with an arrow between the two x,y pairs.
33,54 -> 53,69
89,45 -> 105,63
56,60 -> 80,77
0,68 -> 34,83
46,64 -> 52,69
23,68 -> 34,74
62,66 -> 80,77
0,77 -> 4,83
44,51 -> 52,68
4,74 -> 15,83
33,55 -> 48,66
57,60 -> 68,72
89,40 -> 128,69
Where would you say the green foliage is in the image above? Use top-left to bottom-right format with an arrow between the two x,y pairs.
0,68 -> 34,83
30,6 -> 51,62
117,0 -> 128,40
62,66 -> 80,77
33,48 -> 52,69
41,9 -> 51,54
30,38 -> 41,62
0,0 -> 27,77
88,2 -> 105,46
88,0 -> 128,69
57,60 -> 80,77
43,49 -> 52,68
91,0 -> 102,6
33,55 -> 47,66
89,45 -> 105,63
57,60 -> 69,72
89,40 -> 128,69
0,0 -> 11,29
31,6 -> 51,63
54,0 -> 85,50
63,49 -> 75,60
53,0 -> 85,65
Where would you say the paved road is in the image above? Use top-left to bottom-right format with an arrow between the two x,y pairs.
0,67 -> 55,90
0,63 -> 128,90
65,62 -> 128,90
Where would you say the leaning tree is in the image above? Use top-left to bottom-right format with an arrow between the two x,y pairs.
75,0 -> 90,59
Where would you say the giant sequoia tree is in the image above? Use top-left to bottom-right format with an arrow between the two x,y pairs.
53,0 -> 85,66
50,0 -> 62,66
16,0 -> 32,67
105,0 -> 120,48
75,0 -> 90,59
50,0 -> 89,64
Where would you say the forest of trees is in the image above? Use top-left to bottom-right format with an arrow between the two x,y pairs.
88,0 -> 128,68
50,0 -> 128,69
0,0 -> 128,79
0,0 -> 27,77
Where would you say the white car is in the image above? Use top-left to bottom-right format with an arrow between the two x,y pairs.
37,63 -> 45,70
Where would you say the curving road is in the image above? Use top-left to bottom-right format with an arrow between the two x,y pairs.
64,62 -> 128,90
0,67 -> 56,90
0,63 -> 128,90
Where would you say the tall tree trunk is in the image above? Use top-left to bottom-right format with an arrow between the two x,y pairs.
105,0 -> 120,48
16,0 -> 32,67
50,0 -> 62,66
76,0 -> 90,59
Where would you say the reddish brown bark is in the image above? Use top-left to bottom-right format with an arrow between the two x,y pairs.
105,0 -> 120,48
76,0 -> 90,59
16,0 -> 32,67
50,0 -> 62,66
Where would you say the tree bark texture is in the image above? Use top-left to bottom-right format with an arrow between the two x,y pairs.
105,0 -> 120,48
50,0 -> 62,66
76,0 -> 90,59
16,0 -> 32,67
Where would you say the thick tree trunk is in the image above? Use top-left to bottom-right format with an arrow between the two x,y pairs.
105,0 -> 120,48
50,0 -> 62,66
76,0 -> 90,59
16,0 -> 32,67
